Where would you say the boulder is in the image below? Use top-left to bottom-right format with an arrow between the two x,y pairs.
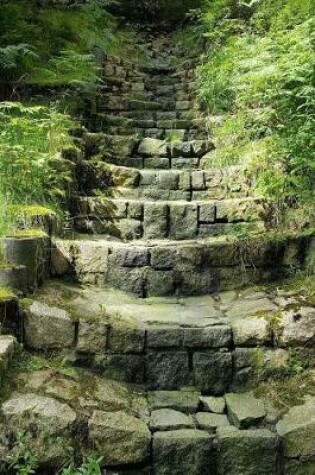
225,392 -> 266,429
2,393 -> 76,466
88,410 -> 151,466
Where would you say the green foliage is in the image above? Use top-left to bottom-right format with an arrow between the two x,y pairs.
196,0 -> 315,214
7,431 -> 38,475
60,457 -> 103,475
0,0 -> 116,88
0,102 -> 74,206
26,355 -> 77,378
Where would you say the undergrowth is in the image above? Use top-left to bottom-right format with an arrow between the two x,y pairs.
196,0 -> 315,228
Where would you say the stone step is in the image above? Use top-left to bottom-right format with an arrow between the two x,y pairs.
51,233 -> 308,296
73,197 -> 266,240
3,360 -> 310,474
76,161 -> 251,198
23,280 -> 315,394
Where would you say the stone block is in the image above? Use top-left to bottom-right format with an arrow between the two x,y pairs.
150,409 -> 195,432
157,170 -> 180,190
151,246 -> 177,270
217,427 -> 278,475
276,397 -> 315,458
24,302 -> 75,350
183,326 -> 232,349
199,203 -> 216,223
107,325 -> 145,354
110,246 -> 150,267
275,306 -> 315,347
144,156 -> 170,169
77,319 -> 108,354
195,413 -> 230,433
138,138 -> 167,157
193,352 -> 232,395
95,354 -> 145,384
146,269 -> 175,296
146,352 -> 191,389
225,392 -> 266,429
178,170 -> 191,190
144,203 -> 169,239
146,326 -> 184,348
148,390 -> 201,414
216,199 -> 264,223
152,429 -> 214,475
200,396 -> 226,414
191,171 -> 205,190
140,170 -> 158,186
170,203 -> 198,240
231,316 -> 272,346
106,266 -> 146,297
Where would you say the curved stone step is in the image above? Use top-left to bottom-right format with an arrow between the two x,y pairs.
76,163 -> 251,199
51,233 -> 308,296
73,197 -> 266,240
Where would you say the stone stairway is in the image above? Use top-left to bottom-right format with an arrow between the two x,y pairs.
0,23 -> 313,475
50,29 -> 308,296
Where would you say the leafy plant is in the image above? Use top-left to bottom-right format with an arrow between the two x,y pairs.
0,101 -> 75,235
60,456 -> 103,475
7,431 -> 38,475
196,0 -> 315,220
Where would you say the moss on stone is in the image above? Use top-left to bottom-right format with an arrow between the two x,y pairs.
6,229 -> 48,238
0,287 -> 16,301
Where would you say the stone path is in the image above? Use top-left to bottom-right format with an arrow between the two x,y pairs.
48,27 -> 309,296
0,22 -> 314,475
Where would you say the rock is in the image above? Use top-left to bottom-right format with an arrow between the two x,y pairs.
226,297 -> 277,318
195,413 -> 230,432
148,390 -> 201,414
24,301 -> 75,350
183,326 -> 232,349
200,396 -> 226,414
275,307 -> 315,347
76,318 -> 108,354
92,379 -> 131,412
88,410 -> 151,466
150,409 -> 195,432
217,427 -> 278,475
225,392 -> 266,429
138,138 -> 167,157
276,397 -> 315,458
2,393 -> 76,465
152,429 -> 214,475
231,316 -> 271,346
146,351 -> 191,389
107,323 -> 145,354
144,202 -> 169,239
0,336 -> 17,373
193,352 -> 232,395
169,203 -> 197,240
104,134 -> 138,161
